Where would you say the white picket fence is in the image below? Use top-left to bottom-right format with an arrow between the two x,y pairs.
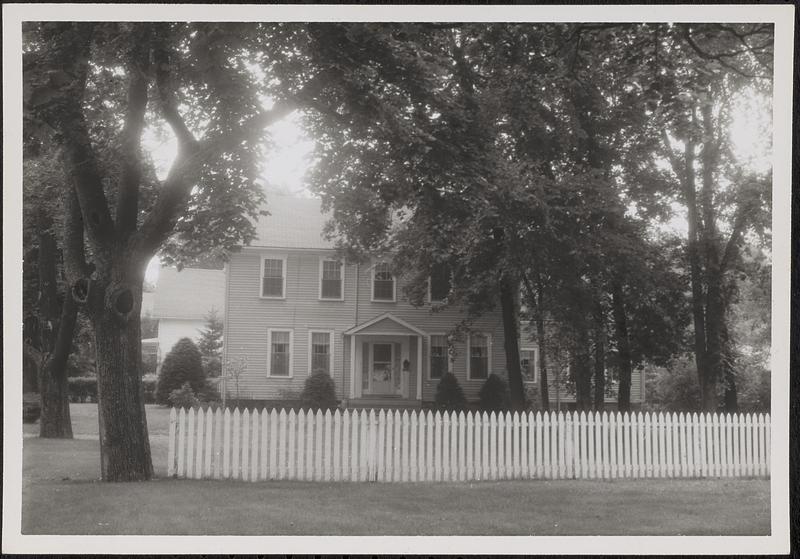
167,407 -> 770,482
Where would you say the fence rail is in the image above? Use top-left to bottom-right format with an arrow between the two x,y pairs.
167,407 -> 770,482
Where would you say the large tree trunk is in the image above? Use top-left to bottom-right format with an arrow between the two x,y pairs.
535,286 -> 550,411
91,276 -> 153,481
611,280 -> 633,412
499,274 -> 525,411
682,139 -> 709,396
36,218 -> 75,438
592,300 -> 606,411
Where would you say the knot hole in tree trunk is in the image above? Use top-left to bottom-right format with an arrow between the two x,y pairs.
71,278 -> 91,304
107,285 -> 135,322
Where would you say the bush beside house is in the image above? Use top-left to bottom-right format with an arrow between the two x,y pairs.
300,369 -> 338,411
156,337 -> 208,405
434,373 -> 467,412
478,373 -> 511,412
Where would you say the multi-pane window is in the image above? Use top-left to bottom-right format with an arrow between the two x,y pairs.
429,263 -> 451,302
320,260 -> 343,299
429,335 -> 449,380
520,348 -> 538,383
372,262 -> 395,301
310,332 -> 332,374
262,258 -> 285,298
468,333 -> 489,380
269,330 -> 291,377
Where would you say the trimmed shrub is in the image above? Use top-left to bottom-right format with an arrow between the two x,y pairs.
300,369 -> 337,411
68,376 -> 98,403
479,373 -> 511,412
156,338 -> 206,405
434,372 -> 466,412
168,382 -> 200,409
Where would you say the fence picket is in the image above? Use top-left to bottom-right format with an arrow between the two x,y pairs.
213,409 -> 222,479
441,411 -> 450,481
761,414 -> 769,476
296,409 -> 305,481
221,408 -> 230,478
743,413 -> 752,476
287,410 -> 296,480
267,409 -> 277,480
426,411 -> 435,482
168,408 -> 177,477
205,408 -> 214,478
391,410 -> 400,482
502,412 -> 512,479
622,413 -> 631,478
487,412 -> 497,480
250,409 -> 259,481
654,412 -> 663,478
359,410 -> 369,481
277,409 -> 286,480
465,412 -> 474,480
555,412 -> 565,480
313,410 -> 323,481
400,411 -> 409,482
323,410 -> 332,481
458,411 -> 466,481
608,412 -> 617,478
332,410 -> 341,482
194,408 -> 205,479
410,410 -> 418,482
731,413 -> 740,477
481,412 -> 490,480
342,410 -> 351,481
231,408 -> 240,480
601,412 -> 609,479
186,408 -> 196,479
241,409 -> 250,481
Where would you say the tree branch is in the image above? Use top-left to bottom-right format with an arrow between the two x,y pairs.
116,23 -> 152,235
720,193 -> 756,273
681,27 -> 762,79
37,23 -> 116,253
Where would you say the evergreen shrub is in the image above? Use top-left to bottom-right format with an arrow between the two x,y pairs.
434,372 -> 466,412
168,382 -> 200,409
300,369 -> 337,411
156,338 -> 206,405
479,373 -> 511,412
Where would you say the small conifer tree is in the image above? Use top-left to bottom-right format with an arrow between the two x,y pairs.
156,338 -> 206,405
434,372 -> 467,411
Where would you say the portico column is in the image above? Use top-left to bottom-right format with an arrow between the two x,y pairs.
349,335 -> 357,399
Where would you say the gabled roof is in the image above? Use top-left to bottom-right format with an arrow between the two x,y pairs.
152,267 -> 225,320
343,312 -> 427,337
248,194 -> 335,250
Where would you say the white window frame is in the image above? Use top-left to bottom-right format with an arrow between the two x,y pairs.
308,330 -> 335,376
466,332 -> 492,381
267,328 -> 294,378
427,333 -> 453,380
260,255 -> 287,300
318,258 -> 345,301
520,346 -> 539,384
370,262 -> 396,303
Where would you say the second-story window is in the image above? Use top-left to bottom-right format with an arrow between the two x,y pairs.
262,257 -> 285,298
320,260 -> 343,300
372,262 -> 395,302
429,263 -> 451,302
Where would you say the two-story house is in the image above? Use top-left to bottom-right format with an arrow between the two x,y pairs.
222,195 -> 509,408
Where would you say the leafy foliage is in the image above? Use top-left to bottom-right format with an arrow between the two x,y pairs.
300,369 -> 338,411
434,373 -> 467,412
478,374 -> 511,412
155,338 -> 206,405
168,382 -> 200,410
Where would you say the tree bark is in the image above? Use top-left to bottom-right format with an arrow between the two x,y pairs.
592,299 -> 606,411
573,322 -> 593,411
91,275 -> 153,481
499,274 -> 525,411
535,285 -> 550,411
36,216 -> 74,438
611,280 -> 633,412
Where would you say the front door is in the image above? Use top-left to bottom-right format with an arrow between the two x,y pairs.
370,343 -> 395,395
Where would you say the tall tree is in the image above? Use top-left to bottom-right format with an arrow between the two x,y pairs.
23,22 -> 333,480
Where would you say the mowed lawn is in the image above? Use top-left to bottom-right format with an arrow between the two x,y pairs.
22,404 -> 770,536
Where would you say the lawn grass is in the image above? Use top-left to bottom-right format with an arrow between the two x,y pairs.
21,404 -> 770,536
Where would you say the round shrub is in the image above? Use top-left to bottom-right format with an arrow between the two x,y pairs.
156,338 -> 206,405
300,369 -> 337,411
168,382 -> 200,409
434,372 -> 466,412
479,373 -> 511,412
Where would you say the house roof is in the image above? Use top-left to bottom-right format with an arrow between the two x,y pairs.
152,267 -> 225,320
248,194 -> 335,249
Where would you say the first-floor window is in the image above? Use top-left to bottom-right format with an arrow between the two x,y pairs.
520,348 -> 538,383
310,332 -> 332,375
269,330 -> 292,377
468,333 -> 489,380
429,335 -> 448,380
